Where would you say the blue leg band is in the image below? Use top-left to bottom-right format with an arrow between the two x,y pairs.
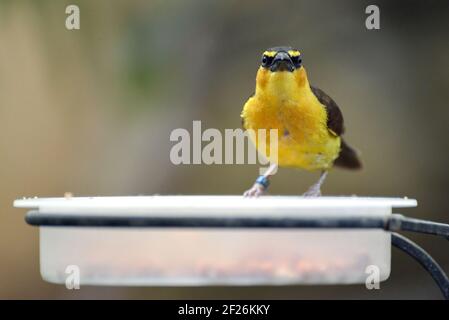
255,175 -> 270,189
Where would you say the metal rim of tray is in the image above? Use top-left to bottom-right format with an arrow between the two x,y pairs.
25,211 -> 449,300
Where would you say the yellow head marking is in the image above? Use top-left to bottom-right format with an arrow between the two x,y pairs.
288,50 -> 301,57
263,51 -> 277,57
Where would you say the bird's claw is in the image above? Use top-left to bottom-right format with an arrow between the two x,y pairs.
243,183 -> 266,197
302,187 -> 322,197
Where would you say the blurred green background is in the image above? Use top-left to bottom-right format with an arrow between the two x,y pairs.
1,0 -> 448,299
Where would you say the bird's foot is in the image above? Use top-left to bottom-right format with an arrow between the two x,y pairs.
302,186 -> 322,197
243,183 -> 266,197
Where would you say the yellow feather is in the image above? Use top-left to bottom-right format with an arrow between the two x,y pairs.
287,50 -> 301,57
263,51 -> 277,57
241,67 -> 340,171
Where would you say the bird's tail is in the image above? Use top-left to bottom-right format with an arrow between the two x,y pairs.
334,139 -> 362,170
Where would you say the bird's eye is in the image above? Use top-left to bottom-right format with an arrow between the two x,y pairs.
261,55 -> 272,67
291,55 -> 302,68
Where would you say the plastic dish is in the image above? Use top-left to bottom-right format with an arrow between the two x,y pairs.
14,196 -> 417,286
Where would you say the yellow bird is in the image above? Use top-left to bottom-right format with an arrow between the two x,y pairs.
241,46 -> 361,196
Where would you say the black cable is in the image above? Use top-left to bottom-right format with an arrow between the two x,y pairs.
391,232 -> 449,300
389,214 -> 449,237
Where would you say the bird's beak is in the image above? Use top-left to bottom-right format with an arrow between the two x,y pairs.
270,52 -> 294,72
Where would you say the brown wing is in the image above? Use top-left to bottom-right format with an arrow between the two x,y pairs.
334,139 -> 362,169
310,85 -> 362,169
310,85 -> 344,136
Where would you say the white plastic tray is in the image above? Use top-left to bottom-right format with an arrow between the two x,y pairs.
14,196 -> 417,286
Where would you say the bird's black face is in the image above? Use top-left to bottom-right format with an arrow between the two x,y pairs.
261,47 -> 302,72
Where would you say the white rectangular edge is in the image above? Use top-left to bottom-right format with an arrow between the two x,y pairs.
15,196 -> 417,286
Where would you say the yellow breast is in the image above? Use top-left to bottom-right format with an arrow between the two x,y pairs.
241,67 -> 340,171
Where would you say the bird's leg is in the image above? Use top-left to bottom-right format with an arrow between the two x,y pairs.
303,170 -> 328,197
243,163 -> 278,197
